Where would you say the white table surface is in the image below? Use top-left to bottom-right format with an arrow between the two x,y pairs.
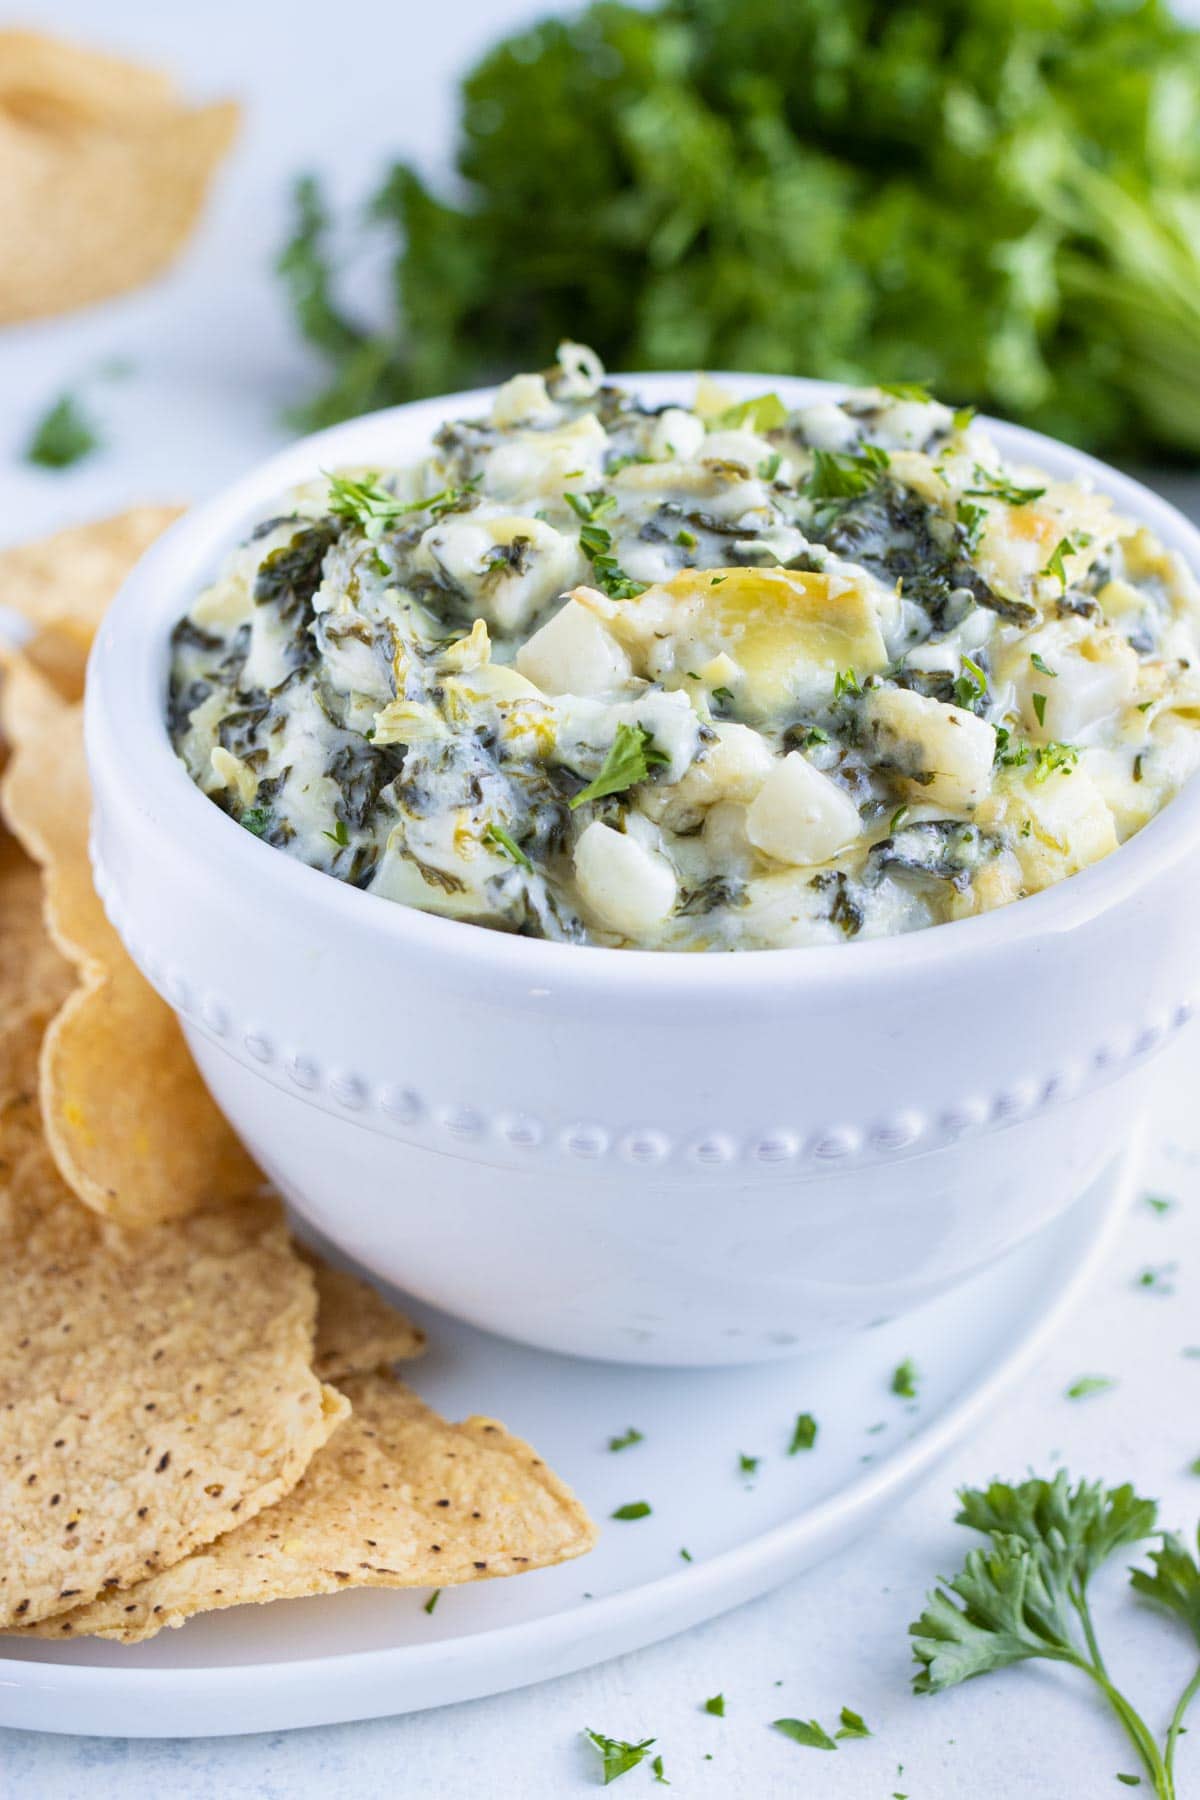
5,3 -> 1200,1793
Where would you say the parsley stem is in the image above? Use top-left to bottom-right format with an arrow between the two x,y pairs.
1080,1662 -> 1170,1797
1164,1660 -> 1200,1788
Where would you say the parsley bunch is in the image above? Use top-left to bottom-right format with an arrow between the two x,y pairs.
278,1 -> 1200,457
911,1474 -> 1200,1797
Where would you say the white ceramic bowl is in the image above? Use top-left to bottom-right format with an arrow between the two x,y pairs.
85,375 -> 1200,1365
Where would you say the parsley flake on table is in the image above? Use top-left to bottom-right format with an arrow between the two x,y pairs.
788,1413 -> 818,1454
583,1730 -> 657,1784
422,1588 -> 440,1615
703,1693 -> 726,1717
1135,1263 -> 1178,1296
611,1501 -> 651,1521
772,1717 -> 837,1751
651,1753 -> 669,1784
26,392 -> 100,470
891,1358 -> 919,1399
835,1706 -> 872,1740
607,1427 -> 644,1453
1144,1195 -> 1177,1217
569,723 -> 669,810
738,1453 -> 760,1478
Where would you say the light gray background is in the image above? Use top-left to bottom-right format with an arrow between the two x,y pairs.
4,4 -> 1200,1794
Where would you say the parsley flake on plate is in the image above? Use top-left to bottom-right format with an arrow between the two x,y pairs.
611,1501 -> 651,1521
1066,1375 -> 1117,1401
891,1358 -> 919,1400
607,1427 -> 644,1453
788,1413 -> 818,1454
26,392 -> 100,470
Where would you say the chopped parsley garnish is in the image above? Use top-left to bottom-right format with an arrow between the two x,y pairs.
963,468 -> 1046,506
738,1453 -> 760,1477
1043,537 -> 1076,585
26,391 -> 101,469
788,1413 -> 818,1454
1031,651 -> 1058,678
758,451 -> 783,481
891,1358 -> 919,1399
583,1730 -> 656,1784
1033,741 -> 1080,783
324,819 -> 350,848
1066,1375 -> 1117,1400
679,1547 -> 693,1562
833,667 -> 861,701
569,723 -> 669,810
564,487 -> 619,524
953,405 -> 977,432
835,1706 -> 872,1740
994,725 -> 1031,769
772,1717 -> 837,1751
796,725 -> 830,748
611,1500 -> 652,1521
912,1472 -> 1200,1796
880,381 -> 934,402
1032,692 -> 1048,727
806,444 -> 890,502
1144,1195 -> 1176,1217
675,527 -> 697,548
484,822 -> 532,871
327,470 -> 474,538
956,499 -> 987,554
703,1693 -> 726,1717
607,1427 -> 644,1453
711,685 -> 735,707
889,805 -> 911,832
423,1588 -> 440,1614
651,1754 -> 669,1784
713,391 -> 788,432
953,655 -> 988,710
240,806 -> 272,837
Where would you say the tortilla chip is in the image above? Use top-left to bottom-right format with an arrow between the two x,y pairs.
0,835 -> 346,1631
0,32 -> 237,324
0,509 -> 182,701
29,1373 -> 597,1641
0,655 -> 261,1225
308,1259 -> 427,1382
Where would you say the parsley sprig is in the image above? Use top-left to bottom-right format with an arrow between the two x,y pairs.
569,723 -> 669,810
911,1474 -> 1200,1797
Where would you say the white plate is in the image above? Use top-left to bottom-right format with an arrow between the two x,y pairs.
0,1161 -> 1128,1738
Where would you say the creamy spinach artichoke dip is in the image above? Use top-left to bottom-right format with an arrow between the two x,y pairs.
169,344 -> 1200,951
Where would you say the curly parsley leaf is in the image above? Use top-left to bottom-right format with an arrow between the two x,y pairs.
1132,1530 -> 1200,1647
26,393 -> 100,470
910,1474 -> 1188,1793
326,471 -> 475,539
569,723 -> 669,810
806,444 -> 890,502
